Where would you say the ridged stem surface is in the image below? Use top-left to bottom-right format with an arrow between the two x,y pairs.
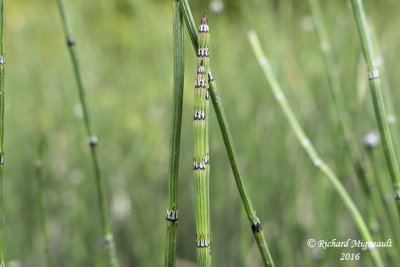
164,1 -> 184,266
192,13 -> 211,266
178,1 -> 275,265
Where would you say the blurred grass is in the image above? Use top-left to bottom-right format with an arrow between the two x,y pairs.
3,0 -> 400,266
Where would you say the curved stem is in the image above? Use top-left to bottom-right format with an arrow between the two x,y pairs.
248,30 -> 383,267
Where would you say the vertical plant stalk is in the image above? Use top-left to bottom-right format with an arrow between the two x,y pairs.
55,1 -> 119,266
350,0 -> 400,217
179,2 -> 275,266
0,0 -> 4,265
308,0 -> 386,239
364,132 -> 400,261
35,134 -> 54,267
248,30 -> 383,267
193,61 -> 211,267
193,14 -> 211,267
307,0 -> 366,181
164,1 -> 184,266
308,0 -> 352,146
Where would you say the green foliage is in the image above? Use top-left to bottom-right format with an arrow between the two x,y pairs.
1,0 -> 400,266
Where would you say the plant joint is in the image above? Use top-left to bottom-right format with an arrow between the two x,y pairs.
104,234 -> 115,246
166,209 -> 178,223
251,218 -> 262,233
89,136 -> 98,148
67,36 -> 76,47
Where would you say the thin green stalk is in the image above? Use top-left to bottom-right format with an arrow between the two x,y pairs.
164,1 -> 184,266
193,13 -> 211,267
55,1 -> 119,266
308,0 -> 353,149
0,0 -> 4,265
307,0 -> 370,187
364,133 -> 400,263
179,2 -> 275,266
306,3 -> 388,230
350,0 -> 400,218
248,30 -> 383,267
179,0 -> 198,53
35,134 -> 54,267
208,73 -> 274,267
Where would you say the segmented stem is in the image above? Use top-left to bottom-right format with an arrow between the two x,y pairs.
55,1 -> 119,266
193,13 -> 211,266
350,0 -> 400,220
35,134 -> 54,267
248,30 -> 383,267
179,2 -> 274,265
164,1 -> 184,266
307,0 -> 388,240
0,0 -> 5,264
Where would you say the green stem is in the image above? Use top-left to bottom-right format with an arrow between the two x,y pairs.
164,1 -> 184,266
208,74 -> 274,267
193,13 -> 211,267
55,1 -> 119,266
179,1 -> 275,265
368,146 -> 400,255
350,0 -> 400,218
0,0 -> 5,264
179,0 -> 198,53
35,134 -> 54,267
307,0 -> 370,186
248,30 -> 383,267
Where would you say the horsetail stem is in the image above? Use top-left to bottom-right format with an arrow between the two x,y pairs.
0,0 -> 5,264
55,1 -> 119,266
307,0 -> 364,177
207,73 -> 275,267
248,30 -> 383,267
179,3 -> 274,266
35,134 -> 54,267
193,14 -> 211,265
164,1 -> 184,266
350,0 -> 400,219
307,0 -> 390,247
193,60 -> 211,267
179,0 -> 199,54
201,15 -> 211,265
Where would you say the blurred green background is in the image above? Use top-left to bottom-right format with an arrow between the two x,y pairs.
3,0 -> 400,266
